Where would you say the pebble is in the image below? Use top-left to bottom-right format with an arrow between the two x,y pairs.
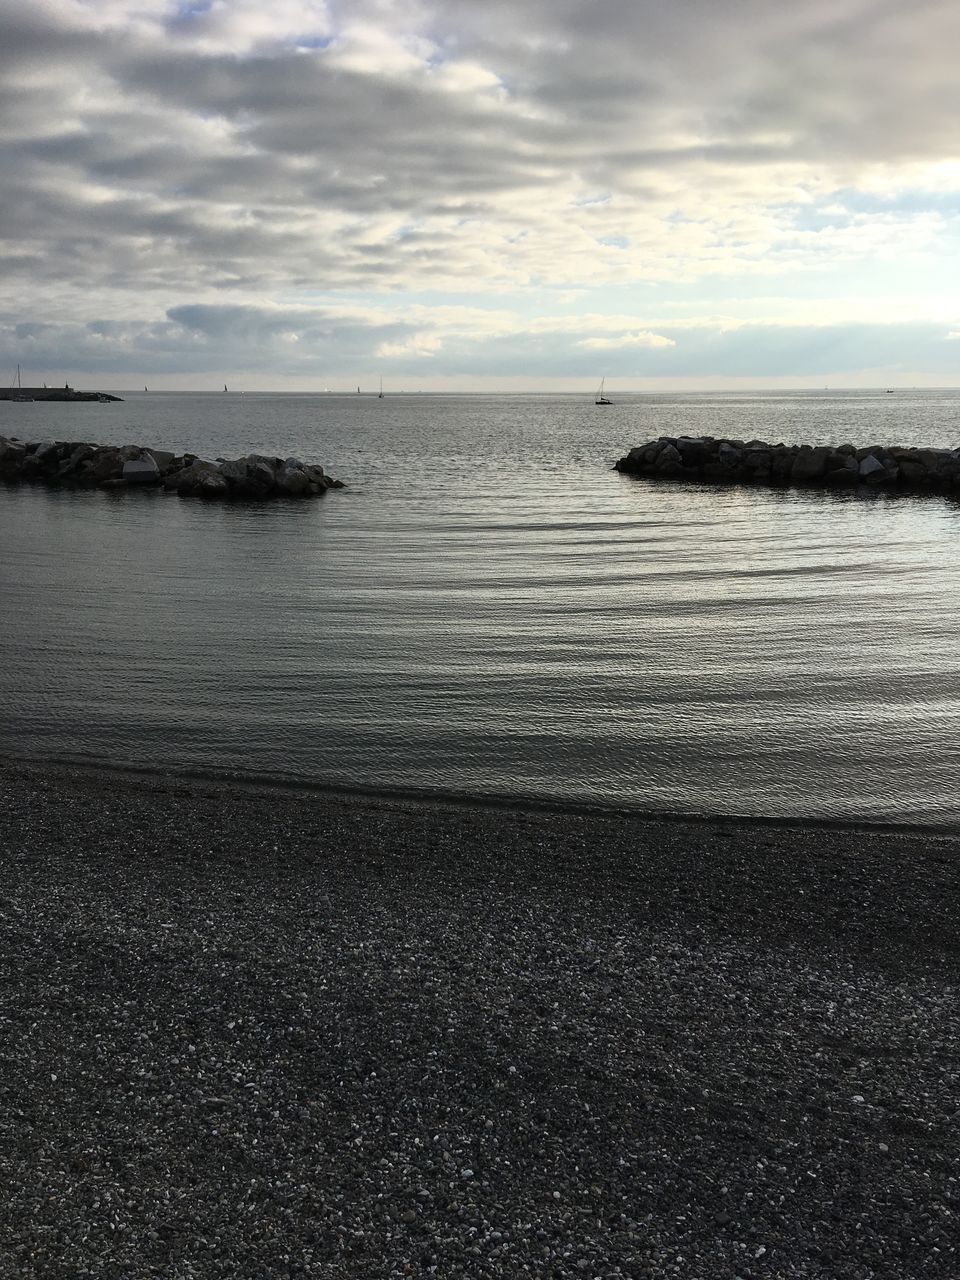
0,760 -> 957,1278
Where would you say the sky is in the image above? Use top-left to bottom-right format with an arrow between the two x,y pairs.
2,0 -> 960,392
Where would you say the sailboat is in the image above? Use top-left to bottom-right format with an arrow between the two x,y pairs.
223,384 -> 228,392
11,364 -> 34,402
378,376 -> 384,400
595,377 -> 612,406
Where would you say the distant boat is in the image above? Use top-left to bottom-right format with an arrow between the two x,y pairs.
224,384 -> 228,392
885,389 -> 894,394
144,386 -> 148,392
11,363 -> 34,402
97,393 -> 113,403
357,385 -> 361,394
378,376 -> 384,400
595,378 -> 612,406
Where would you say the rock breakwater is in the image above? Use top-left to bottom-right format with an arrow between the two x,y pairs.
615,436 -> 960,493
0,437 -> 344,498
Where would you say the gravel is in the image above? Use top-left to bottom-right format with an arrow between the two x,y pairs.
0,760 -> 958,1278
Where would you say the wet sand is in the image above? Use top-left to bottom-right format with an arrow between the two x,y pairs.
1,760 -> 957,1278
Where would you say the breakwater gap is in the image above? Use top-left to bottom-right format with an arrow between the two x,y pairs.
615,436 -> 960,494
0,437 -> 344,498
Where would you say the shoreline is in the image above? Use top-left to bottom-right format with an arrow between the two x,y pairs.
3,752 -> 957,839
2,758 -> 958,1276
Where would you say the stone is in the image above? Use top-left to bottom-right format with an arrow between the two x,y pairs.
196,470 -> 230,498
858,454 -> 886,479
898,460 -> 930,487
33,440 -> 60,464
219,459 -> 249,485
744,449 -> 772,478
791,447 -> 830,483
275,466 -> 312,497
145,449 -> 176,471
0,437 -> 341,498
171,461 -> 222,495
718,442 -> 743,469
246,461 -> 276,496
676,437 -> 712,468
824,460 -> 858,486
655,444 -> 682,469
122,453 -> 161,485
0,441 -> 27,475
84,449 -> 124,485
702,461 -> 739,481
246,453 -> 282,472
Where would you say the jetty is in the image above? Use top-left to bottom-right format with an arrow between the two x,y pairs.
616,436 -> 960,494
0,386 -> 123,402
0,437 -> 343,498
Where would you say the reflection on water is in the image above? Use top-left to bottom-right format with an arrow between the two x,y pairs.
2,389 -> 960,823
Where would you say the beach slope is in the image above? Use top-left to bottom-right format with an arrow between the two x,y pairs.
0,761 -> 957,1278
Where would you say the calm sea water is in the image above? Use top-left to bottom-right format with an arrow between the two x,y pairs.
3,388 -> 960,824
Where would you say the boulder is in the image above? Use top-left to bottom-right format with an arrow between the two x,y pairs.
275,466 -> 312,497
33,440 -> 60,465
718,442 -> 743,469
744,449 -> 772,479
0,438 -> 341,497
824,458 -> 858,486
898,459 -> 930,488
219,459 -> 249,485
858,454 -> 887,480
83,449 -> 124,486
246,461 -> 276,497
676,437 -> 712,468
145,449 -> 176,471
654,443 -> 683,475
122,453 -> 161,485
0,440 -> 27,476
167,461 -> 221,495
791,447 -> 830,484
196,470 -> 230,498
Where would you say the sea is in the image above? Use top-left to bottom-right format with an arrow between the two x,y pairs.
2,387 -> 960,825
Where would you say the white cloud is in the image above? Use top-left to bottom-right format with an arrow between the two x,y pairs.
2,0 -> 960,383
577,331 -> 676,350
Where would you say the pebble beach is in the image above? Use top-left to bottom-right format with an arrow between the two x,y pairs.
1,760 -> 957,1279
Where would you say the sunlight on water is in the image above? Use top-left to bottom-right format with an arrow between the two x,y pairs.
3,388 -> 960,823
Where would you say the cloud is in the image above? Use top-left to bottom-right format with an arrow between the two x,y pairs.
578,331 -> 675,350
1,1 -> 960,383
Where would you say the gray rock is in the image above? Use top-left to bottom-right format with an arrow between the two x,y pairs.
791,447 -> 831,483
122,453 -> 161,485
219,459 -> 249,485
145,449 -> 176,471
275,467 -> 312,497
33,440 -> 59,464
718,442 -> 743,468
655,444 -> 682,470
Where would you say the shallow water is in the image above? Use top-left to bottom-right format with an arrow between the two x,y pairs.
3,388 -> 960,823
